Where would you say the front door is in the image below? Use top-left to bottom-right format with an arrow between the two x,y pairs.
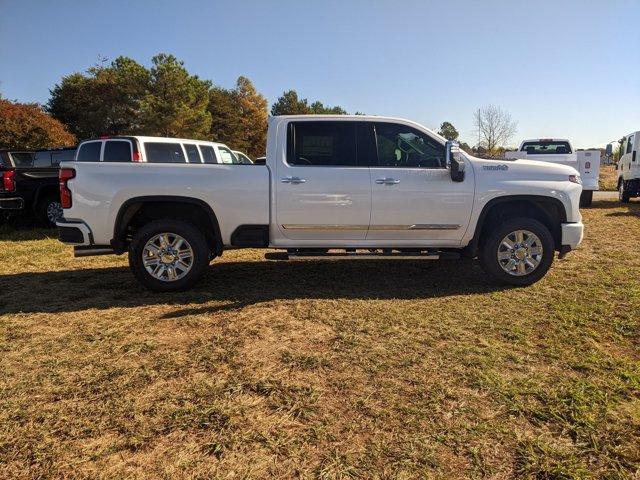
275,121 -> 371,241
366,122 -> 474,243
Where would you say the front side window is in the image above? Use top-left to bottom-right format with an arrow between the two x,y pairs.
144,143 -> 186,163
51,149 -> 76,165
184,144 -> 202,163
287,121 -> 357,166
76,142 -> 102,162
218,146 -> 238,164
103,141 -> 132,162
627,136 -> 635,154
199,145 -> 217,164
235,152 -> 253,164
374,123 -> 445,168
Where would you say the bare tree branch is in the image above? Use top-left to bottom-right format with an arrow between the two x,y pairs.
473,105 -> 518,155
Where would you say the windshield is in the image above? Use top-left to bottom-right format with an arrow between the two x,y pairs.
521,141 -> 572,155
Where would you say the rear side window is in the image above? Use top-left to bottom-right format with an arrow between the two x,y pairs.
104,141 -> 132,162
287,121 -> 357,166
144,142 -> 186,163
77,142 -> 102,162
51,149 -> 76,165
199,145 -> 217,164
521,141 -> 572,154
33,151 -> 52,167
9,152 -> 35,167
184,144 -> 202,163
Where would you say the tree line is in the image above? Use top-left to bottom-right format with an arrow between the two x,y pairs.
1,53 -> 518,157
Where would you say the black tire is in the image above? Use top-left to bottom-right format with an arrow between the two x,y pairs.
479,217 -> 555,287
37,195 -> 63,227
619,180 -> 631,203
579,190 -> 593,208
128,219 -> 210,292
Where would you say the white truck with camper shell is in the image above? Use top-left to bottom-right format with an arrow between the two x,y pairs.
616,131 -> 639,203
505,138 -> 600,207
57,115 -> 585,292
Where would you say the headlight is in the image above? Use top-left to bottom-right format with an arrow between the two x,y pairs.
569,174 -> 582,185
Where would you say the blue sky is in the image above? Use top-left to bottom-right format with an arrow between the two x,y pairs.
1,0 -> 638,148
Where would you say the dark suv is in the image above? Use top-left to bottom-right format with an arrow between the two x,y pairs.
0,147 -> 76,226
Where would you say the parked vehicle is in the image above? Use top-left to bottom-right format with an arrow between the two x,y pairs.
57,115 -> 584,292
232,150 -> 253,164
505,139 -> 600,207
617,131 -> 639,203
73,136 -> 249,165
254,156 -> 266,165
1,147 -> 76,226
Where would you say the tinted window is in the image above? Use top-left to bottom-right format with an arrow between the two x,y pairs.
199,145 -> 217,164
77,142 -> 102,162
184,144 -> 202,163
51,149 -> 76,165
103,141 -> 131,162
9,152 -> 35,167
144,142 -> 186,163
288,121 -> 357,166
33,151 -> 52,167
521,141 -> 572,155
374,123 -> 445,168
627,136 -> 634,154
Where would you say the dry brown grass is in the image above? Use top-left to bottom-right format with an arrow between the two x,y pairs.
600,165 -> 619,191
1,201 -> 639,479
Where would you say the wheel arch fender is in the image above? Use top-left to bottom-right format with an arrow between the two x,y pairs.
111,195 -> 223,255
466,195 -> 567,257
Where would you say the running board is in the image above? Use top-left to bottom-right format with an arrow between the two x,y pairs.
265,249 -> 460,261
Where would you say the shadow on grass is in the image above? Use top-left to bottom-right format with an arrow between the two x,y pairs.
0,258 -> 510,316
0,216 -> 54,241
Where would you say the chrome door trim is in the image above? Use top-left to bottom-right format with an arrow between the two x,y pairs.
281,224 -> 461,231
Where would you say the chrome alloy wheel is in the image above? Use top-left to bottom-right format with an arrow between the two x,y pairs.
47,201 -> 63,224
497,229 -> 543,277
143,232 -> 194,282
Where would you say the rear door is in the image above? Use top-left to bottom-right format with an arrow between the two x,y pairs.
275,120 -> 371,240
367,122 -> 474,242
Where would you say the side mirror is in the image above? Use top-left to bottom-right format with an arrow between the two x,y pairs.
445,140 -> 465,182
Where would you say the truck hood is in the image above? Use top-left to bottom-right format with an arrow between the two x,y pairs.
470,156 -> 579,180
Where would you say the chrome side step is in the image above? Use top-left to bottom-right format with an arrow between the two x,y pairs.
265,249 -> 460,261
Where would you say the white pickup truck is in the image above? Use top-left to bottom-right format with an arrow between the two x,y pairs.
617,131 -> 639,203
505,139 -> 600,207
57,115 -> 584,292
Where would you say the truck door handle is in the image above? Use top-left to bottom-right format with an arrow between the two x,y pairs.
375,178 -> 400,185
281,176 -> 306,184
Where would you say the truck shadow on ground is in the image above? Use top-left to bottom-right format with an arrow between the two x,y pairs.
0,258 -> 510,316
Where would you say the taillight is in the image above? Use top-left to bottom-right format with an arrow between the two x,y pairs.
2,170 -> 16,192
132,151 -> 142,162
59,168 -> 75,208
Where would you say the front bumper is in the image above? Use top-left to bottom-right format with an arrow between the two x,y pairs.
56,218 -> 93,245
0,197 -> 25,210
559,222 -> 584,257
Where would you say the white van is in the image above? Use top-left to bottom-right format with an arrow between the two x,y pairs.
617,131 -> 639,203
74,136 -> 249,165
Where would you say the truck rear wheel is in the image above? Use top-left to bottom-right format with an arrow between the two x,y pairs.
128,219 -> 210,292
37,195 -> 63,227
579,190 -> 593,208
479,217 -> 554,287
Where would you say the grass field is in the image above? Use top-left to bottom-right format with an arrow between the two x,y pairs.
600,165 -> 618,191
1,200 -> 639,479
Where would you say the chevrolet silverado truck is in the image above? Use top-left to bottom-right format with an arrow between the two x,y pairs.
617,131 -> 639,203
56,116 -> 584,292
505,139 -> 600,207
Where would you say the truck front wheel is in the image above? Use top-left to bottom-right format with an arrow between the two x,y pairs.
479,217 -> 555,286
128,219 -> 210,292
619,180 -> 631,203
